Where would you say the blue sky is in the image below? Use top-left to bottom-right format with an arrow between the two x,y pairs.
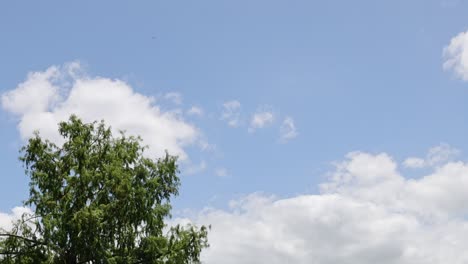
2,1 -> 468,262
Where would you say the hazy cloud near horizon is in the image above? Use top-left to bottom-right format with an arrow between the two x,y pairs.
176,148 -> 468,264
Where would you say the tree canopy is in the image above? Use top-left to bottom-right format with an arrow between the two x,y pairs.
0,116 -> 208,263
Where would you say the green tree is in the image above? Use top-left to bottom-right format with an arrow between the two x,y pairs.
0,116 -> 208,263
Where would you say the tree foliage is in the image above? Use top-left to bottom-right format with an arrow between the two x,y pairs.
0,116 -> 208,263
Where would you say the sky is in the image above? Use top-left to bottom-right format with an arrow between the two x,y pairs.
2,0 -> 468,262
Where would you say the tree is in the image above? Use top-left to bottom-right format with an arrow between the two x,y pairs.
0,116 -> 208,263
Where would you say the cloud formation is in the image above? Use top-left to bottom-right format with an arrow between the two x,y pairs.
248,110 -> 274,133
164,92 -> 183,105
403,143 -> 460,168
177,148 -> 468,264
187,106 -> 204,117
279,116 -> 298,142
0,207 -> 32,232
1,62 -> 198,160
221,100 -> 241,127
2,146 -> 468,263
443,30 -> 468,81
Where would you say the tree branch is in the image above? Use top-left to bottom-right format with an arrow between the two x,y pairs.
0,233 -> 46,245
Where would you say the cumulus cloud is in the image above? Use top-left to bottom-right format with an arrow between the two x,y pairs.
443,30 -> 468,81
221,100 -> 241,127
279,116 -> 298,142
404,143 -> 460,168
248,110 -> 274,133
0,207 -> 32,232
1,62 -> 198,161
177,149 -> 468,264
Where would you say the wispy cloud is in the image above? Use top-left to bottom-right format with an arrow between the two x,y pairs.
164,92 -> 183,105
184,160 -> 207,175
404,143 -> 460,168
187,106 -> 204,117
248,110 -> 274,133
221,100 -> 242,127
279,117 -> 298,142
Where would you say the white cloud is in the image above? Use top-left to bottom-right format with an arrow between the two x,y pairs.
1,66 -> 61,115
279,116 -> 298,142
0,207 -> 32,232
221,100 -> 241,127
248,110 -> 274,133
4,148 -> 468,263
177,150 -> 468,264
403,157 -> 426,168
443,30 -> 468,81
426,143 -> 460,165
404,143 -> 460,168
164,92 -> 183,105
187,106 -> 204,117
1,62 -> 199,161
197,139 -> 216,153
